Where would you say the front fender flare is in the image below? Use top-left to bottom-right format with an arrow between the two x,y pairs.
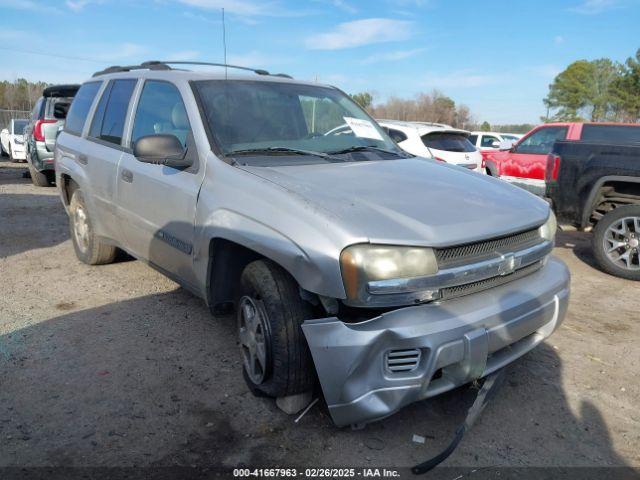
195,209 -> 345,300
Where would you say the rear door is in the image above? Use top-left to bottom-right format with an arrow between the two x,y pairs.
505,126 -> 568,182
83,78 -> 137,242
116,79 -> 204,288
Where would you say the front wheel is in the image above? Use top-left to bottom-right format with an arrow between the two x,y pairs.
592,205 -> 640,280
237,259 -> 316,398
69,189 -> 117,265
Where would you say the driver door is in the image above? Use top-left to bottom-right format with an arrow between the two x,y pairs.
116,80 -> 204,289
506,126 -> 568,181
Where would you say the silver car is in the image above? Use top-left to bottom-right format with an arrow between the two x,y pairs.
55,61 -> 570,427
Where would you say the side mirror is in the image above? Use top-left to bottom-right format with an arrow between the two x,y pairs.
53,102 -> 70,120
133,134 -> 192,168
498,140 -> 513,151
490,140 -> 501,148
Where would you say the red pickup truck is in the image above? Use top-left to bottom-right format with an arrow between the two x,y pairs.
483,122 -> 640,194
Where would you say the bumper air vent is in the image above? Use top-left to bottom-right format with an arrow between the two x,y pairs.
386,348 -> 422,373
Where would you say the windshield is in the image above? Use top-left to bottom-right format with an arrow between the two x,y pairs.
194,80 -> 406,165
13,120 -> 27,135
421,132 -> 476,153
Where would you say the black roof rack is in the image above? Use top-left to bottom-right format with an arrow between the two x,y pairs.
92,60 -> 293,79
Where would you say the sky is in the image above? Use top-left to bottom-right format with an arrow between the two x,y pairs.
0,0 -> 638,124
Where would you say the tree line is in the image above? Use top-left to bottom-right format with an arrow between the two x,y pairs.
0,79 -> 48,112
351,90 -> 473,129
544,48 -> 640,122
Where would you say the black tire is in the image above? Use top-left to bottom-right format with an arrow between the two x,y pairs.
237,259 -> 315,398
592,205 -> 640,281
27,162 -> 51,187
69,189 -> 117,265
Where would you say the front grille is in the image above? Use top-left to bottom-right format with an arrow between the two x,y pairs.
435,228 -> 541,268
385,349 -> 421,373
440,261 -> 543,301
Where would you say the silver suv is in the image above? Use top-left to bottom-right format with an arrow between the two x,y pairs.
55,61 -> 570,427
25,84 -> 79,186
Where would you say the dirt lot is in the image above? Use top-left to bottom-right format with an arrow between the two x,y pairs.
1,160 -> 638,476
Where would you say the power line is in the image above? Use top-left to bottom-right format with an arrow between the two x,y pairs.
0,46 -> 117,65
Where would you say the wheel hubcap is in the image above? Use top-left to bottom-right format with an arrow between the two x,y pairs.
237,296 -> 269,384
73,205 -> 90,253
603,216 -> 640,271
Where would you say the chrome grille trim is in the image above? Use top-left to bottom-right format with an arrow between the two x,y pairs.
440,261 -> 544,301
436,228 -> 541,268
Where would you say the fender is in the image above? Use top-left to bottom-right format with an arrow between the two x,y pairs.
484,158 -> 499,177
193,208 -> 346,303
581,175 -> 640,228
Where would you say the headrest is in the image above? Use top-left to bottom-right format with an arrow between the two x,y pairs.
171,103 -> 189,130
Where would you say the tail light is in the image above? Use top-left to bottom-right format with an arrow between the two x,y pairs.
546,154 -> 561,181
433,156 -> 447,162
34,119 -> 56,142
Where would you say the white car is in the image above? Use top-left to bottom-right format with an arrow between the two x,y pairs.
377,120 -> 483,171
1,118 -> 28,162
468,131 -> 522,151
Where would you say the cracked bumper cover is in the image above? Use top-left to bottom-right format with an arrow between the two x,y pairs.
302,256 -> 570,426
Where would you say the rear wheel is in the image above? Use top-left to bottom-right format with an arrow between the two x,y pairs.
27,162 -> 51,187
237,259 -> 316,398
592,205 -> 640,280
69,189 -> 117,265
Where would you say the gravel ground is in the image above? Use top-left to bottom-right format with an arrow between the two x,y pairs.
1,160 -> 638,476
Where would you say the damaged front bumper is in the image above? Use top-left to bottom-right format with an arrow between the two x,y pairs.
302,256 -> 570,427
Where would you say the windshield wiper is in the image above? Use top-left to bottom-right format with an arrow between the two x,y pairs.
327,145 -> 409,157
228,147 -> 334,160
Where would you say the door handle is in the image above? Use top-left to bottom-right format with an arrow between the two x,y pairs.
121,169 -> 133,183
77,153 -> 88,165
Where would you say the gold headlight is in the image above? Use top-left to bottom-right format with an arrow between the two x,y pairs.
539,210 -> 557,242
340,244 -> 438,301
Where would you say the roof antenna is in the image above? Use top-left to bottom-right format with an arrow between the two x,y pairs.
222,7 -> 228,80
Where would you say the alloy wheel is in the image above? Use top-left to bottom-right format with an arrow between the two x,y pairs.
603,216 -> 640,271
237,295 -> 269,384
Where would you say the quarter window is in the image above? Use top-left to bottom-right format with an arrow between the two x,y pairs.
90,79 -> 136,145
514,127 -> 567,154
65,82 -> 101,135
131,81 -> 191,147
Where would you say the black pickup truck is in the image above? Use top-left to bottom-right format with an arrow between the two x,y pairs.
546,140 -> 640,280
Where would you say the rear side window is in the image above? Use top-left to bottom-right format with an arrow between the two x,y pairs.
131,81 -> 190,147
480,135 -> 500,147
89,79 -> 136,145
581,125 -> 640,144
385,127 -> 408,143
422,132 -> 476,152
468,134 -> 478,145
65,82 -> 101,135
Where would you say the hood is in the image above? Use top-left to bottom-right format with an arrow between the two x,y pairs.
240,158 -> 549,247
